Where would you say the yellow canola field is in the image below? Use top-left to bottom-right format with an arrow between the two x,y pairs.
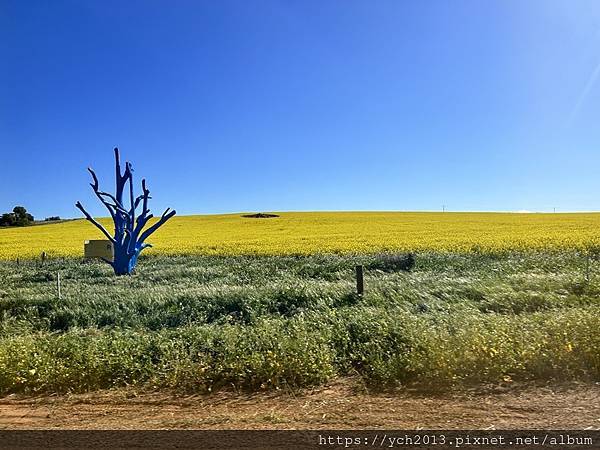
1,212 -> 600,259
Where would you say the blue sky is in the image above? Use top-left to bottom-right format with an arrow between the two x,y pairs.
2,0 -> 600,218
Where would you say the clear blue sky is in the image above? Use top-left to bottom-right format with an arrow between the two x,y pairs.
2,0 -> 600,219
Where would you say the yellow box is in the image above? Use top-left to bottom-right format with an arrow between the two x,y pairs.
84,240 -> 113,259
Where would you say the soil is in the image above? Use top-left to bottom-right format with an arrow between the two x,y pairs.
1,378 -> 599,430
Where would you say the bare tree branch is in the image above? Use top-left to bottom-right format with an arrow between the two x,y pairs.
127,161 -> 135,225
96,191 -> 126,211
139,208 -> 176,243
86,168 -> 118,219
114,147 -> 132,204
75,201 -> 116,243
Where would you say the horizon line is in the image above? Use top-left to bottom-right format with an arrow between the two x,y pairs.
53,209 -> 600,220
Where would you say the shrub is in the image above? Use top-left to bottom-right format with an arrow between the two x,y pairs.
367,253 -> 415,272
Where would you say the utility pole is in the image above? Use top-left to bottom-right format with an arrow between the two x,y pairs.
442,205 -> 446,213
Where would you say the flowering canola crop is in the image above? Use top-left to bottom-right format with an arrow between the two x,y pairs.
1,212 -> 600,259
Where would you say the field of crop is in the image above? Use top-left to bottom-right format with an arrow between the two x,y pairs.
1,212 -> 599,396
2,212 -> 600,260
1,252 -> 599,394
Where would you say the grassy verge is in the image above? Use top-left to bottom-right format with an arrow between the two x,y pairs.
0,252 -> 599,393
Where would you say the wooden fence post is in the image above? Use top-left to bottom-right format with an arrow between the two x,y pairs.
356,265 -> 364,296
585,252 -> 591,284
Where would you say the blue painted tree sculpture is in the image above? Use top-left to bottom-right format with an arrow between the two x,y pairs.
76,147 -> 176,275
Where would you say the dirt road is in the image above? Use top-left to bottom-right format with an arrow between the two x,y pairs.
1,379 -> 599,430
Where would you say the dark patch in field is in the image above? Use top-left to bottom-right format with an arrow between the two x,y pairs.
241,213 -> 280,218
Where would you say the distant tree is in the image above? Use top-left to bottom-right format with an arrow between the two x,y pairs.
12,206 -> 34,226
0,213 -> 15,227
13,206 -> 27,217
45,216 -> 61,222
0,206 -> 34,226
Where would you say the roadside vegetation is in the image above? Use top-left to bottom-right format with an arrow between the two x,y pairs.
1,252 -> 599,394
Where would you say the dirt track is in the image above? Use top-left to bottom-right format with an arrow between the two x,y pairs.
1,379 -> 599,430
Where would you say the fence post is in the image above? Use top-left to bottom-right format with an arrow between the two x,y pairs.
585,252 -> 591,284
356,265 -> 364,296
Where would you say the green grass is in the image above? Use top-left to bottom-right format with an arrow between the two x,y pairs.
0,252 -> 599,394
